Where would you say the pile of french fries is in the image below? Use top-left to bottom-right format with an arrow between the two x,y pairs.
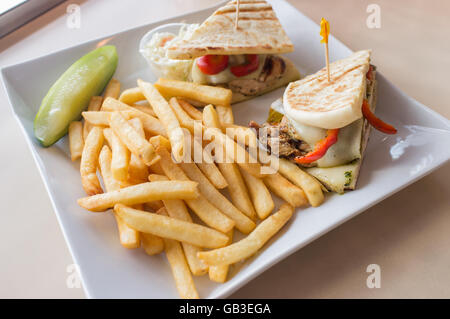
68,77 -> 325,299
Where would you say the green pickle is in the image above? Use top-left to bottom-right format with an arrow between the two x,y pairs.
34,45 -> 118,146
267,108 -> 284,124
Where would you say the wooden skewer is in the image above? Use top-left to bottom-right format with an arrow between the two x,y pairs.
325,42 -> 330,82
235,0 -> 240,30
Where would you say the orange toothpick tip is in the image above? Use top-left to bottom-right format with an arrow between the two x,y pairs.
320,18 -> 330,44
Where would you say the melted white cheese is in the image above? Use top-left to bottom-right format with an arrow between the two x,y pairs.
272,98 -> 362,168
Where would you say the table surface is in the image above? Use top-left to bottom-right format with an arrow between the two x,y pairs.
1,0 -> 449,299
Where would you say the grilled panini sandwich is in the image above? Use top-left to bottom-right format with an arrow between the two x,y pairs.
163,0 -> 300,103
253,50 -> 391,193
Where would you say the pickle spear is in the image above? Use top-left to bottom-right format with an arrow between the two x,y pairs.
34,45 -> 118,147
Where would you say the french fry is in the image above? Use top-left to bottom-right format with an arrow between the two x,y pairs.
125,117 -> 149,183
82,96 -> 103,140
156,147 -> 235,233
218,162 -> 256,220
88,96 -> 103,111
157,208 -> 199,299
103,128 -> 130,182
189,133 -> 228,190
80,126 -> 104,195
132,104 -> 156,117
155,78 -> 232,106
77,181 -> 199,211
69,121 -> 84,161
198,204 -> 294,266
177,99 -> 203,121
114,204 -> 228,249
169,97 -> 195,133
103,78 -> 121,99
202,104 -> 223,131
102,97 -> 167,137
149,135 -> 171,151
208,230 -> 233,283
98,145 -> 122,192
128,117 -> 145,137
207,127 -> 264,178
138,79 -> 185,162
119,87 -> 145,104
277,158 -> 324,207
98,145 -> 141,248
263,172 -> 307,207
215,105 -> 234,125
239,167 -> 274,220
82,111 -> 111,126
149,174 -> 208,276
109,111 -> 159,166
141,232 -> 164,255
179,162 -> 256,234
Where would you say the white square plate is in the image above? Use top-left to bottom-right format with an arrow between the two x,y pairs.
2,0 -> 450,298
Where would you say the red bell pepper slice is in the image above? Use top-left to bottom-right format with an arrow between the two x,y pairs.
362,99 -> 397,134
196,55 -> 229,75
230,54 -> 260,77
294,128 -> 340,165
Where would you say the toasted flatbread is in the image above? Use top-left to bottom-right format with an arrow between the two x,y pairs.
167,0 -> 294,60
305,73 -> 377,193
284,50 -> 371,129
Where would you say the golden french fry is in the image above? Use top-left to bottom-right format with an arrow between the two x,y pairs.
169,97 -> 196,133
82,111 -> 110,126
98,145 -> 141,249
215,105 -> 234,125
138,79 -> 185,162
149,135 -> 171,151
109,111 -> 159,166
119,87 -> 145,104
206,127 -> 263,178
196,162 -> 227,190
157,207 -> 199,299
208,230 -> 233,283
141,232 -> 164,255
177,99 -> 203,121
80,126 -> 104,195
202,104 -> 223,131
82,95 -> 103,140
218,163 -> 257,220
198,204 -> 294,266
98,145 -> 122,192
263,172 -> 307,207
277,158 -> 324,207
239,167 -> 274,220
132,104 -> 156,117
102,97 -> 167,137
179,162 -> 255,234
77,181 -> 199,211
128,117 -> 145,137
103,78 -> 121,99
155,78 -> 232,106
114,204 -> 228,249
103,128 -> 130,182
149,174 -> 208,276
188,135 -> 228,190
156,147 -> 235,233
88,96 -> 103,111
121,118 -> 149,184
69,121 -> 84,161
